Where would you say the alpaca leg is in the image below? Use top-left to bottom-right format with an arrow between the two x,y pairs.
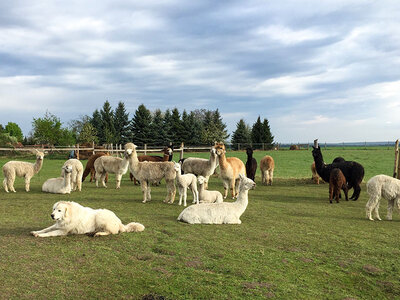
265,171 -> 270,186
351,184 -> 361,201
343,185 -> 349,201
10,177 -> 16,192
141,181 -> 148,203
24,176 -> 31,192
373,201 -> 381,221
178,187 -> 183,205
229,179 -> 235,199
191,188 -> 199,204
95,172 -> 101,187
94,231 -> 112,237
261,171 -> 265,185
234,178 -> 240,198
366,195 -> 379,220
205,176 -> 209,189
387,199 -> 395,221
268,170 -> 274,185
115,174 -> 122,189
147,183 -> 152,201
222,180 -> 229,199
165,180 -> 176,204
77,174 -> 82,191
329,184 -> 334,204
183,188 -> 188,206
90,169 -> 95,182
101,173 -> 107,188
335,186 -> 341,203
3,178 -> 9,193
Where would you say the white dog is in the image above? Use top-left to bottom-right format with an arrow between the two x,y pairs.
31,201 -> 145,237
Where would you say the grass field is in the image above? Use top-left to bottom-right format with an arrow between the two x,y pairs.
0,148 -> 399,299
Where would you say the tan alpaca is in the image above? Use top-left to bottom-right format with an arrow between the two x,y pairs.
260,155 -> 274,185
214,142 -> 246,199
311,162 -> 320,184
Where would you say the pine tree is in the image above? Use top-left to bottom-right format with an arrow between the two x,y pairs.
231,119 -> 251,150
162,109 -> 173,145
130,104 -> 152,145
213,109 -> 229,142
99,101 -> 116,144
251,116 -> 263,149
90,109 -> 102,143
170,108 -> 184,143
114,101 -> 130,144
262,118 -> 274,149
149,109 -> 166,146
186,111 -> 203,145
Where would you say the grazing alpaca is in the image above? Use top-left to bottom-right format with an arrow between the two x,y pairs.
260,155 -> 274,185
3,149 -> 44,192
181,147 -> 218,189
311,162 -> 320,184
42,165 -> 72,194
94,153 -> 130,189
174,162 -> 199,206
312,145 -> 364,200
366,175 -> 400,221
214,143 -> 246,199
329,168 -> 348,203
82,152 -> 109,183
245,147 -> 257,181
125,143 -> 176,203
177,174 -> 255,224
129,147 -> 173,183
61,159 -> 83,191
197,175 -> 223,204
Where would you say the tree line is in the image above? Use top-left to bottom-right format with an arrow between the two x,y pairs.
0,101 -> 274,149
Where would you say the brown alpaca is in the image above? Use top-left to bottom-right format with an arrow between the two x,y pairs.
329,168 -> 348,204
260,155 -> 275,185
129,147 -> 172,183
311,162 -> 320,184
82,152 -> 109,182
214,142 -> 246,199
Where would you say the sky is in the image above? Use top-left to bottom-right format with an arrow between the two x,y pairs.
1,0 -> 400,143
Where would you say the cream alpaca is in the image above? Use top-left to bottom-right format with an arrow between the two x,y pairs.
260,155 -> 275,185
174,162 -> 199,206
177,174 -> 255,224
214,142 -> 246,199
124,143 -> 176,203
182,147 -> 218,188
2,149 -> 44,192
197,175 -> 223,203
42,165 -> 72,194
366,174 -> 400,221
94,152 -> 130,189
61,159 -> 83,191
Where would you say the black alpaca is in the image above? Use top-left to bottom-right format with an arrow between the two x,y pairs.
312,146 -> 364,200
245,147 -> 257,181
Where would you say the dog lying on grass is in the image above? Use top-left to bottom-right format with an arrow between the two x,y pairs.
31,201 -> 144,237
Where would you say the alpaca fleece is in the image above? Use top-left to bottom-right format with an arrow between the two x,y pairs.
329,168 -> 348,203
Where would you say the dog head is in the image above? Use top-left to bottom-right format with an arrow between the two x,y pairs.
51,201 -> 71,222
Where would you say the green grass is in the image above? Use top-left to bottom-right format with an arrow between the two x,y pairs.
0,148 -> 399,299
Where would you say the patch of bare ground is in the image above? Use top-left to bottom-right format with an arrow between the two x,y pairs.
363,264 -> 383,274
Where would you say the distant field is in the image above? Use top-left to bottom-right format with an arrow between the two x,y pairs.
0,148 -> 399,299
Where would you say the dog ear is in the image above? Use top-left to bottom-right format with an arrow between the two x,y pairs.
64,204 -> 70,219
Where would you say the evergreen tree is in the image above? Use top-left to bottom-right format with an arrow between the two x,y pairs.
201,109 -> 229,144
90,109 -> 102,143
262,118 -> 274,149
186,111 -> 203,145
114,101 -> 130,144
130,104 -> 152,145
213,109 -> 229,142
149,109 -> 165,146
251,116 -> 264,149
170,108 -> 184,143
4,122 -> 23,142
231,119 -> 251,150
162,109 -> 173,145
100,100 -> 116,144
79,122 -> 98,144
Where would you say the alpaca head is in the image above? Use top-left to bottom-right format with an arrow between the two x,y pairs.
164,147 -> 173,156
124,143 -> 137,150
246,147 -> 253,156
198,176 -> 206,185
34,149 -> 45,160
238,173 -> 256,191
214,143 -> 226,156
63,165 -> 73,174
173,162 -> 181,172
124,148 -> 133,158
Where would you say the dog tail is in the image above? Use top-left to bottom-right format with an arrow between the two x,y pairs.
123,222 -> 145,233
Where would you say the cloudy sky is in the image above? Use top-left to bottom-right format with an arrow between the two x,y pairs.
1,0 -> 400,143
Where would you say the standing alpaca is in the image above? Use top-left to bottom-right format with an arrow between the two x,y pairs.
245,147 -> 257,181
329,168 -> 348,203
3,149 -> 44,192
42,165 -> 72,194
125,143 -> 176,203
312,144 -> 364,200
366,175 -> 400,221
61,159 -> 83,191
311,162 -> 320,184
174,162 -> 199,206
129,147 -> 173,183
177,174 -> 256,224
197,175 -> 223,203
94,152 -> 130,189
82,152 -> 109,182
214,143 -> 246,199
260,155 -> 274,185
182,147 -> 218,189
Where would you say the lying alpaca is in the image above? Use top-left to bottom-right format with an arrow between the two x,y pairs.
3,149 -> 44,192
94,153 -> 130,189
82,152 -> 109,182
329,168 -> 348,203
174,162 -> 198,206
245,147 -> 257,181
42,165 -> 72,194
312,144 -> 364,200
129,147 -> 173,183
366,175 -> 400,221
177,174 -> 255,224
197,175 -> 223,204
61,159 -> 83,191
214,143 -> 246,199
125,143 -> 176,203
311,162 -> 320,184
260,155 -> 274,185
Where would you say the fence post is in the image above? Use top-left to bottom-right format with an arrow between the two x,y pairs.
180,142 -> 184,160
394,140 -> 399,178
92,141 -> 95,155
144,144 -> 147,155
76,144 -> 80,160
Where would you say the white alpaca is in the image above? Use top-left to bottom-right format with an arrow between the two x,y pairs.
61,159 -> 83,191
366,174 -> 400,221
174,162 -> 198,206
42,165 -> 72,194
182,147 -> 218,189
197,175 -> 223,204
2,149 -> 44,192
177,174 -> 256,224
94,152 -> 130,189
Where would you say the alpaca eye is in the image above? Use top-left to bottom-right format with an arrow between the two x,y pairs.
58,210 -> 61,212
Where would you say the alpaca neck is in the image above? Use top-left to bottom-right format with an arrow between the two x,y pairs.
129,151 -> 140,172
33,158 -> 43,174
217,153 -> 229,170
246,153 -> 253,162
209,152 -> 218,168
163,153 -> 169,161
233,188 -> 249,215
313,151 -> 325,173
64,173 -> 71,189
168,153 -> 173,162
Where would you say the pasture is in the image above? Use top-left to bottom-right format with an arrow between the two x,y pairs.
0,148 -> 399,299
